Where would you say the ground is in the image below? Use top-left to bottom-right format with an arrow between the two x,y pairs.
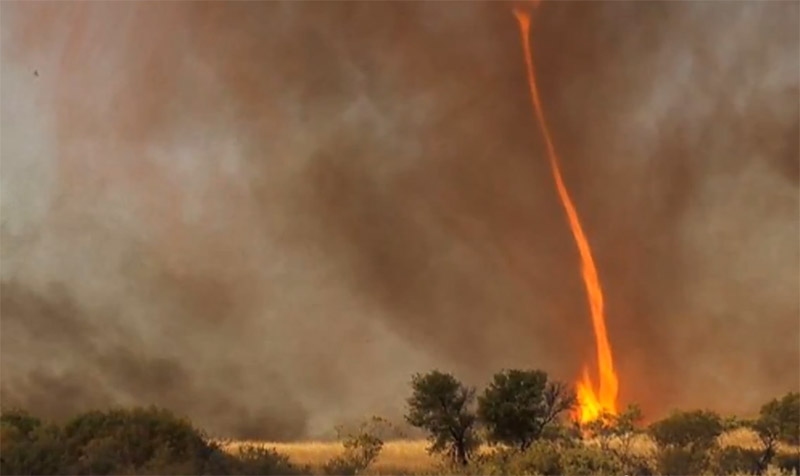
218,428 -> 793,474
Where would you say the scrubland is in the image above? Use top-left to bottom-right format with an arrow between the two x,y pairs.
2,370 -> 797,475
2,407 -> 799,475
219,429 -> 799,475
221,439 -> 438,473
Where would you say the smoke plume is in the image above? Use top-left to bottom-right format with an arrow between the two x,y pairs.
1,2 -> 797,438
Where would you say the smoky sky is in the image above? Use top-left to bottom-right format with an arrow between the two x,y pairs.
1,1 -> 798,439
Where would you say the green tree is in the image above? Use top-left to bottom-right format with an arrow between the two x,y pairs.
751,391 -> 800,473
405,370 -> 479,466
477,369 -> 576,450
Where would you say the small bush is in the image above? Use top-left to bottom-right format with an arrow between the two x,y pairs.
623,454 -> 657,476
322,416 -> 386,475
1,408 -> 44,436
762,465 -> 800,476
712,446 -> 762,475
583,404 -> 652,474
1,415 -> 66,475
60,407 -> 212,474
584,404 -> 643,451
463,449 -> 514,476
0,406 -> 300,475
649,409 -> 723,475
232,444 -> 306,475
322,455 -> 363,476
774,451 -> 800,475
649,409 -> 724,451
540,420 -> 583,445
560,445 -> 626,476
656,446 -> 709,475
469,441 -> 628,476
508,440 -> 564,475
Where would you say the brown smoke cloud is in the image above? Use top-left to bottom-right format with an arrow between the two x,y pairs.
1,1 -> 797,438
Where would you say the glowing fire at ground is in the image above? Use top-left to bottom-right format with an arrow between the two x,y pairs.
513,7 -> 619,424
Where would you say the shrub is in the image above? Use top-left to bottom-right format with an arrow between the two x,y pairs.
584,404 -> 643,450
656,446 -> 709,475
1,411 -> 66,476
540,420 -> 583,446
649,409 -> 724,451
649,410 -> 724,475
463,448 -> 515,476
583,404 -> 652,475
0,407 -> 306,475
623,454 -> 657,476
1,408 -> 43,437
322,417 -> 386,475
470,440 -> 628,476
58,407 -> 214,474
405,370 -> 480,466
560,445 -> 626,476
477,369 -> 576,450
774,451 -> 800,476
763,466 -> 800,476
507,440 -> 564,475
231,444 -> 307,475
711,446 -> 762,475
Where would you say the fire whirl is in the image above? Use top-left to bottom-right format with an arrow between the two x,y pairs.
512,7 -> 619,424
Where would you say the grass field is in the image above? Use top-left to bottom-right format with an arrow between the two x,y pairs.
218,428 -> 794,474
222,439 -> 437,473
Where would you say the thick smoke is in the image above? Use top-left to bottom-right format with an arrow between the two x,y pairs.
1,2 -> 797,438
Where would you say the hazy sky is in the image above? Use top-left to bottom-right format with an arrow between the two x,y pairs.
1,1 -> 798,439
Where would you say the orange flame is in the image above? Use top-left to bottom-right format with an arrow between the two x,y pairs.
512,7 -> 619,424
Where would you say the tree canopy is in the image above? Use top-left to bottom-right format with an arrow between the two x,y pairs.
477,369 -> 576,450
405,370 -> 479,466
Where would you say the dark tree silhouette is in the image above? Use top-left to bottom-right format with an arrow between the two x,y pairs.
405,371 -> 479,466
752,392 -> 800,473
477,369 -> 576,450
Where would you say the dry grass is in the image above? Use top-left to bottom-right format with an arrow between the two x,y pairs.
719,427 -> 798,454
220,439 -> 438,473
719,427 -> 764,449
219,429 -> 796,474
